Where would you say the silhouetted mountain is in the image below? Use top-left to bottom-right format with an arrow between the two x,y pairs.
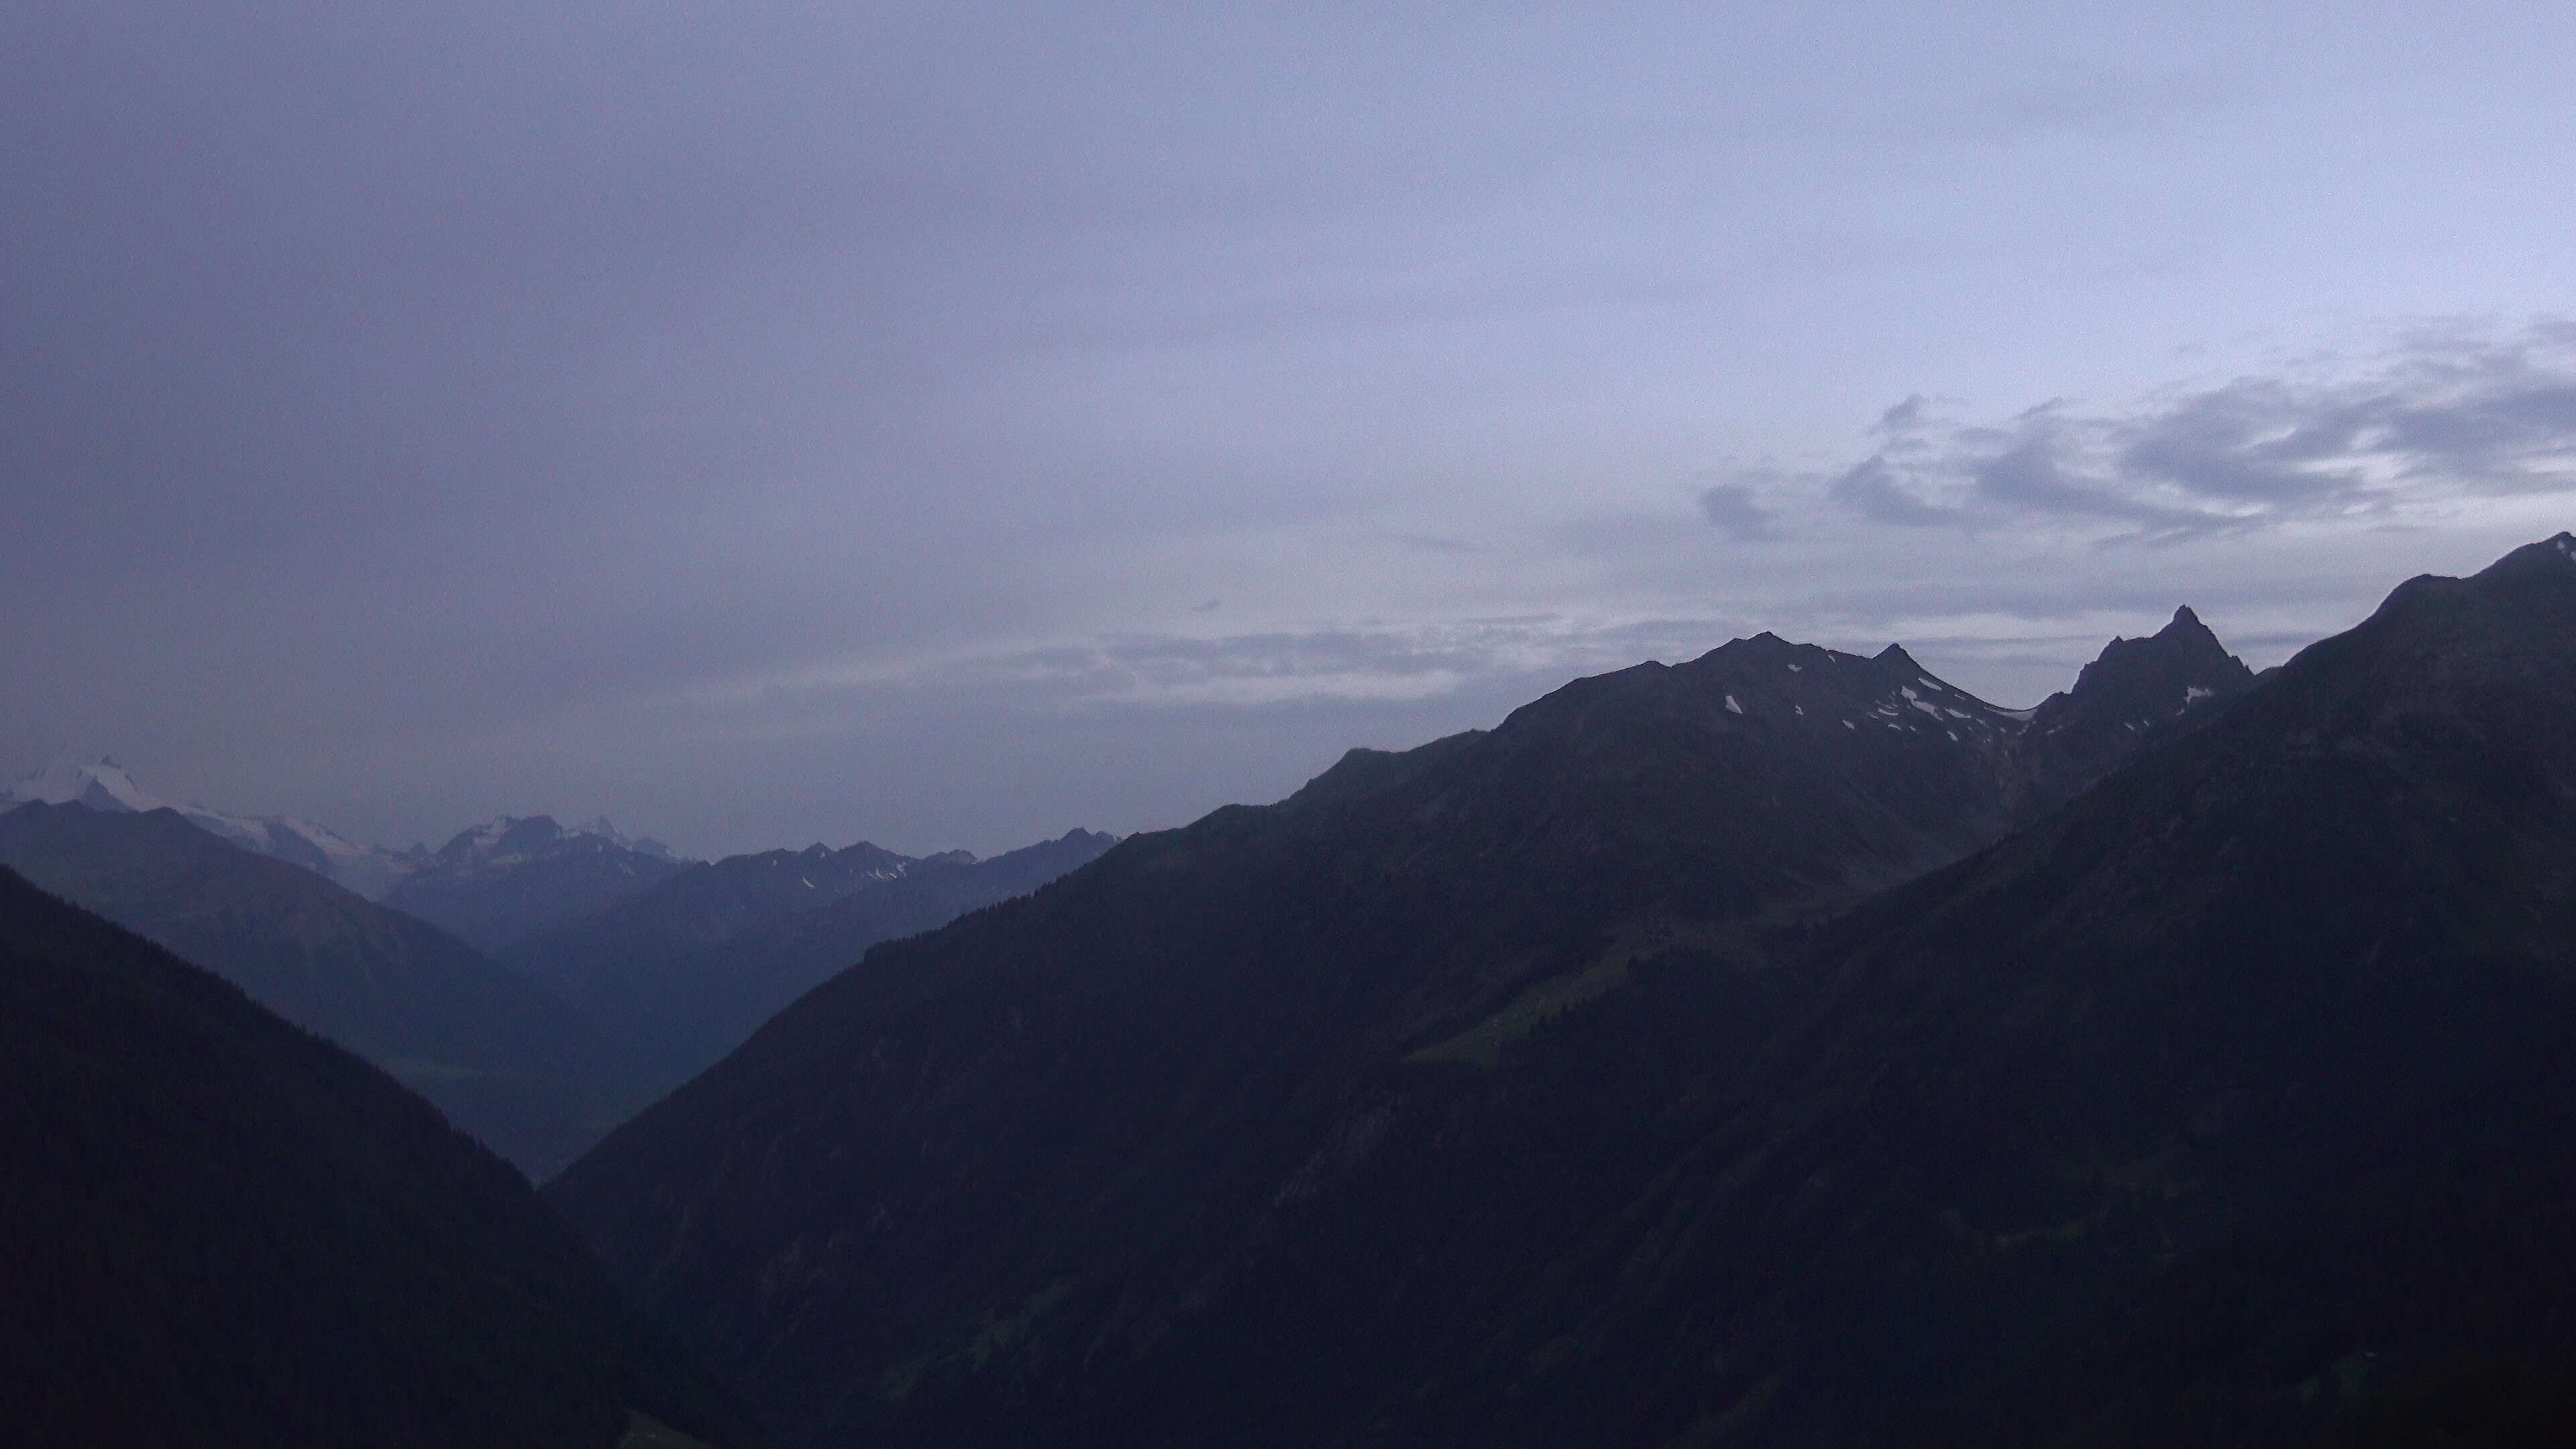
388,814 -> 688,955
2015,603 -> 2257,816
550,543 -> 2576,1448
0,866 -> 761,1447
0,803 -> 617,1175
543,635 -> 2079,1444
521,829 -> 1120,1110
1835,533 -> 2576,1444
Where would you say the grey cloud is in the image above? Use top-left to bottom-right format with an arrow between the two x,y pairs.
1872,394 -> 1933,437
1829,325 -> 2576,543
745,616 -> 1750,727
2116,382 -> 2358,504
1960,66 -> 2239,144
1972,425 -> 2218,535
1828,457 -> 1968,528
1393,533 -> 1485,555
1695,482 -> 1782,541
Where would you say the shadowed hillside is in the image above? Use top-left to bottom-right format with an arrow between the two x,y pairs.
552,538 -> 2576,1446
547,621 -> 2257,1445
0,804 -> 618,1176
0,867 -> 761,1448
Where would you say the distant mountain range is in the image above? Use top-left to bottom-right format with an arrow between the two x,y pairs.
0,865 -> 759,1447
387,814 -> 691,956
0,802 -> 619,1177
0,767 -> 1116,1168
1,757 -> 424,898
551,540 -> 2576,1448
517,828 -> 1122,1111
0,760 -> 692,922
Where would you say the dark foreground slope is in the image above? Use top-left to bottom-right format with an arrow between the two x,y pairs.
553,540 -> 2576,1448
1197,530 -> 2576,1448
0,804 -> 617,1176
546,636 -> 2060,1443
1807,533 -> 2576,1444
0,867 -> 759,1448
523,830 -> 1118,1110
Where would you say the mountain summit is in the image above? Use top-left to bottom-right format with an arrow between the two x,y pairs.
386,815 -> 691,955
2015,602 -> 2258,815
3,756 -> 159,813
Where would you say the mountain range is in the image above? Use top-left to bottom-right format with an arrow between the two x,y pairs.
29,534 -> 2576,1446
547,539 -> 2576,1448
386,814 -> 691,956
517,828 -> 1122,1110
0,782 -> 1118,1170
0,760 -> 694,920
0,757 -> 425,898
545,567 -> 2281,1446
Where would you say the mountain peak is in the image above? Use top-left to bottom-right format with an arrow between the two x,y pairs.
431,811 -> 686,865
2470,531 -> 2576,589
2015,604 -> 2258,817
3,755 -> 158,814
2069,606 -> 2249,699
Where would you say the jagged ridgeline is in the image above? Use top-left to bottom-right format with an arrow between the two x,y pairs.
387,814 -> 690,957
515,829 -> 1122,1113
547,545 -> 2306,1446
0,867 -> 761,1448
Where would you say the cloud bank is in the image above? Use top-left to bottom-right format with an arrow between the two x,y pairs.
1801,325 -> 2576,542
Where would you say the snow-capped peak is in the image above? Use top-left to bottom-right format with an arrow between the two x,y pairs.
3,755 -> 161,814
429,812 -> 685,870
3,754 -> 421,900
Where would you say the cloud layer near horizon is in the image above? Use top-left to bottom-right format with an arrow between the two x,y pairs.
5,3 -> 2574,855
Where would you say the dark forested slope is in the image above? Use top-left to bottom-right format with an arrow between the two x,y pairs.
0,867 -> 759,1448
551,540 -> 2576,1447
546,635 -> 2071,1444
0,804 -> 616,1176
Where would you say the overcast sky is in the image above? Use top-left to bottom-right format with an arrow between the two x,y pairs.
6,2 -> 2574,857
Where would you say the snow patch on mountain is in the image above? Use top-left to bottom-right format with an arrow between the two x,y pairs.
2,757 -> 425,899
